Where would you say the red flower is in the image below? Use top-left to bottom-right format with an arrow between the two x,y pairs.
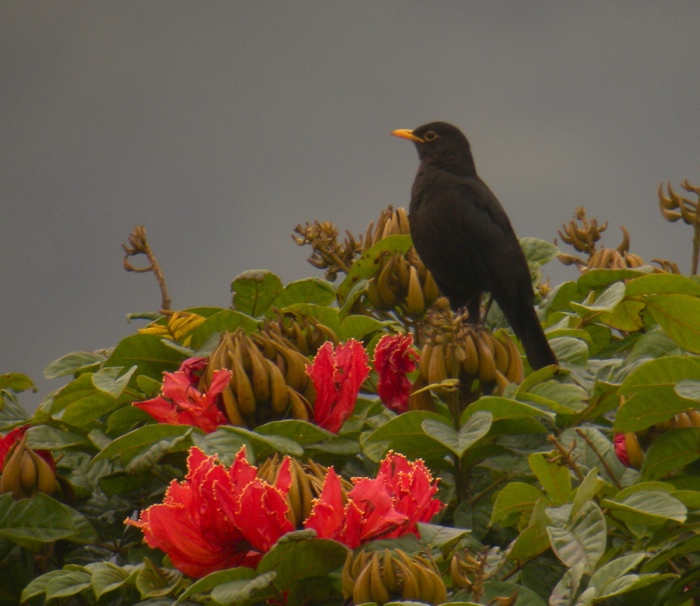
126,446 -> 293,578
373,334 -> 419,413
307,340 -> 370,433
133,357 -> 230,433
613,433 -> 629,467
0,426 -> 55,473
305,451 -> 442,549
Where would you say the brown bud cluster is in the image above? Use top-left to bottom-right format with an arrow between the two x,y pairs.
203,329 -> 315,429
417,300 -> 524,397
292,221 -> 362,281
558,207 -> 679,274
364,207 -> 440,319
558,207 -> 607,256
0,432 -> 57,500
342,549 -> 447,606
257,454 -> 352,528
261,311 -> 338,357
658,180 -> 700,226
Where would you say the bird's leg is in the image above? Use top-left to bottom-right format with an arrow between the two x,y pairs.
467,296 -> 483,325
479,294 -> 494,327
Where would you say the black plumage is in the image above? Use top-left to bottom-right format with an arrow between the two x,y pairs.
392,121 -> 557,370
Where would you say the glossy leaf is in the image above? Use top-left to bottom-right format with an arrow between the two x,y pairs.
548,501 -> 606,573
231,270 -> 283,317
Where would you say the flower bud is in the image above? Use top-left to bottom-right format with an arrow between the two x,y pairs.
342,549 -> 446,606
0,432 -> 56,500
258,454 -> 351,528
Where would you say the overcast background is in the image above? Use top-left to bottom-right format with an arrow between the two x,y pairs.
3,2 -> 700,410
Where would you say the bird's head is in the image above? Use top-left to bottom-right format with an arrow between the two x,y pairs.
392,121 -> 476,176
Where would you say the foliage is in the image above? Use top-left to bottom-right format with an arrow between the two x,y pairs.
3,203 -> 700,606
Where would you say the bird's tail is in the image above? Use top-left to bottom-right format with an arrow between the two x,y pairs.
510,304 -> 558,371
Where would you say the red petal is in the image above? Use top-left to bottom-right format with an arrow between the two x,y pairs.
304,468 -> 345,539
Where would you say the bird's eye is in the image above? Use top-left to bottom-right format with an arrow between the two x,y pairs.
423,130 -> 438,141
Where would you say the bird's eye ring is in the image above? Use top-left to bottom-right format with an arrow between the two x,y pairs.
423,130 -> 438,141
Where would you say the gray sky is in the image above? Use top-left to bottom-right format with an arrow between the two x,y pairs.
3,2 -> 700,409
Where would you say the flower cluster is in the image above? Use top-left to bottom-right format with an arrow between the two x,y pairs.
133,334 -> 419,438
373,333 -> 419,413
126,446 -> 442,578
305,451 -> 442,548
133,357 -> 231,433
126,447 -> 293,577
307,339 -> 370,432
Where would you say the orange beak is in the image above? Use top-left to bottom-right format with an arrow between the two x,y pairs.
391,129 -> 423,143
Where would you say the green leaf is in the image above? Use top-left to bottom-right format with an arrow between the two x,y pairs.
0,493 -> 81,549
528,452 -> 571,505
421,411 -> 492,459
135,557 -> 183,598
625,273 -> 700,296
106,333 -> 186,381
125,430 -> 193,473
548,501 -> 606,573
176,567 -> 258,603
490,482 -> 545,527
26,424 -> 88,450
519,380 -> 588,415
21,570 -> 67,602
270,277 -> 336,308
231,270 -> 283,317
43,351 -> 106,379
337,234 -> 413,303
571,281 -> 626,314
256,420 -> 334,446
93,424 -> 194,466
217,426 -> 304,459
87,562 -> 136,599
0,372 -> 36,393
51,373 -> 117,423
642,428 -> 700,480
599,299 -> 646,331
615,357 -> 700,432
587,552 -> 646,592
44,569 -> 92,600
190,429 -> 251,465
520,237 -> 560,266
257,530 -> 349,593
212,571 -> 277,605
361,410 -> 452,463
550,562 -> 586,606
644,293 -> 700,353
188,310 -> 259,350
463,396 -> 553,423
572,467 -> 599,518
602,491 -> 686,526
577,268 -> 649,292
92,365 -> 137,398
417,522 -> 469,549
675,380 -> 700,401
339,314 -> 390,341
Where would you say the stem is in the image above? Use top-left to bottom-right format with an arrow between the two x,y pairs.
122,226 -> 172,310
573,428 -> 623,489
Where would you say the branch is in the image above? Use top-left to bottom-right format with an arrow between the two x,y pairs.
122,226 -> 171,310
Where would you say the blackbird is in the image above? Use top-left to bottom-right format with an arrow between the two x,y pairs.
392,121 -> 557,370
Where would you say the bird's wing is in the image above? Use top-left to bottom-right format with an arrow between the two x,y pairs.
444,177 -> 534,304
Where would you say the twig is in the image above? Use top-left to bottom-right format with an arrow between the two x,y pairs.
573,429 -> 623,489
122,226 -> 171,310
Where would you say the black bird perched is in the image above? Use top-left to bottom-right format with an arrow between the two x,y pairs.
392,121 -> 557,370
